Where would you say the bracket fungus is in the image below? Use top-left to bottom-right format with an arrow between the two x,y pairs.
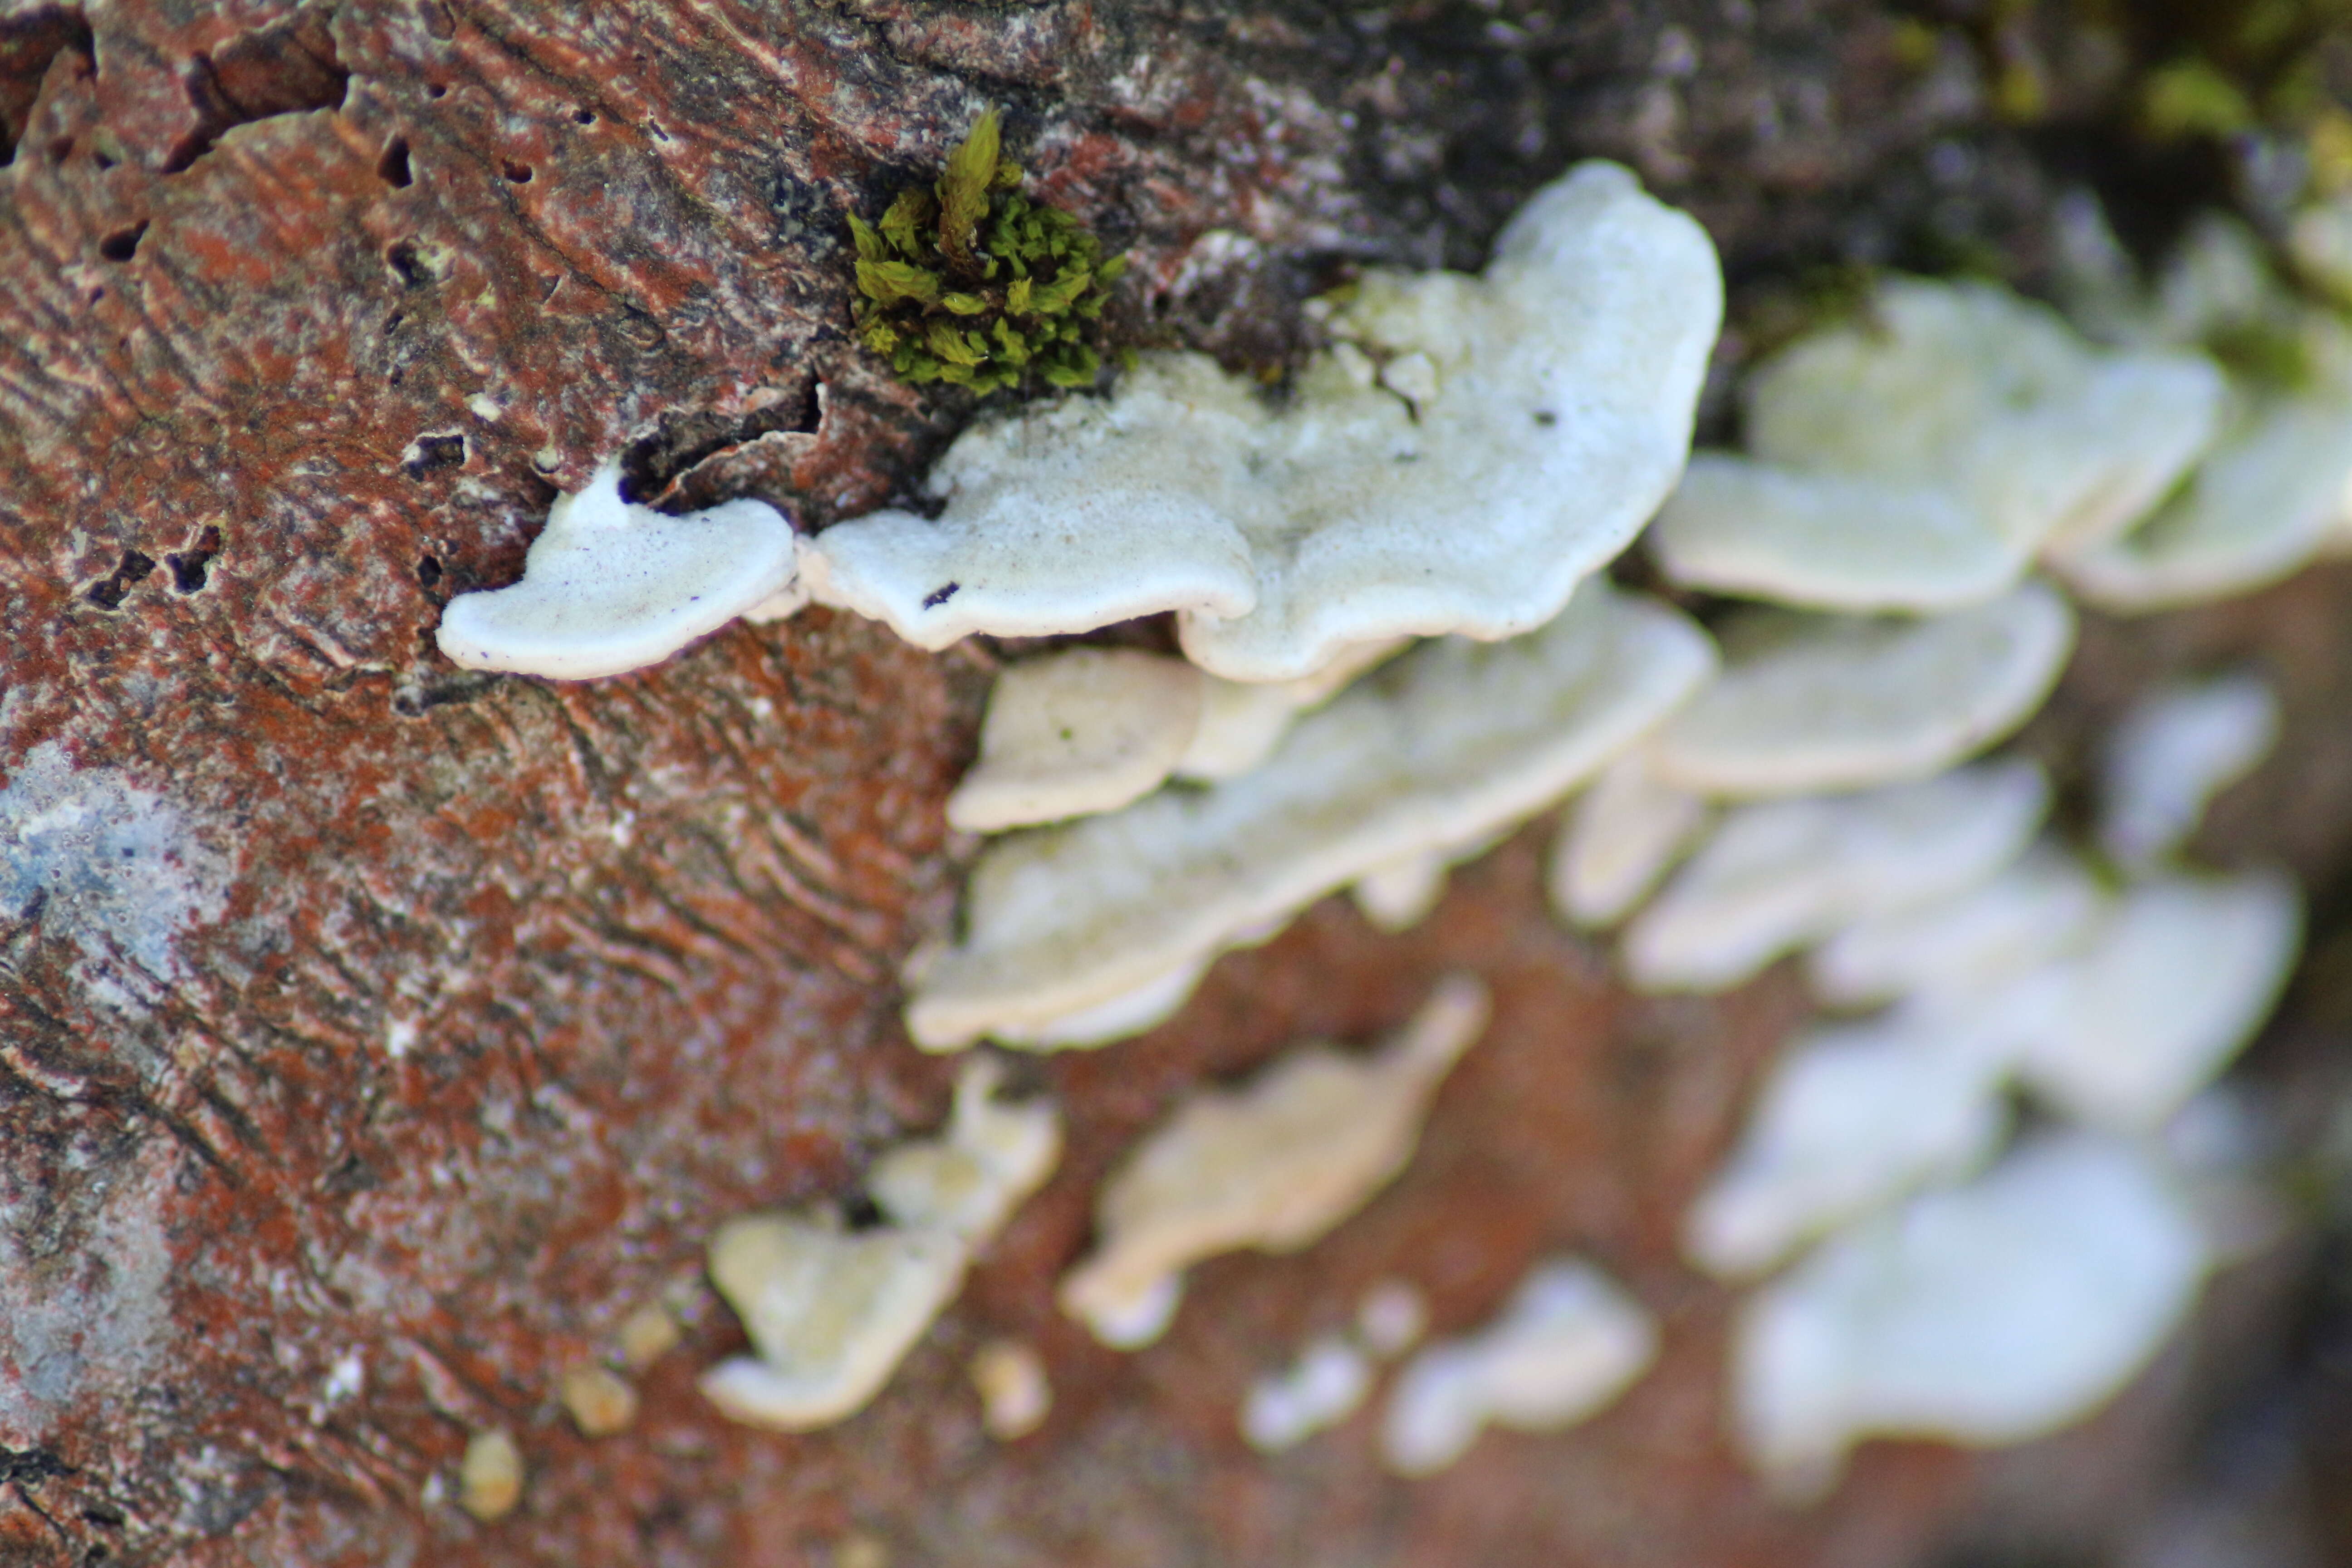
1685,1012 -> 2009,1280
2096,674 -> 2281,871
907,583 -> 1713,1052
1620,760 -> 2050,994
2001,869 -> 2301,1134
1645,584 -> 2074,799
1380,1258 -> 1657,1478
1057,975 -> 1489,1349
1241,1335 -> 1377,1454
700,1059 -> 1059,1431
1546,752 -> 1711,929
945,647 -> 1206,832
1650,279 -> 2223,613
1733,1134 -> 2209,1497
1806,844 -> 2108,1009
437,461 -> 798,679
797,162 -> 1721,682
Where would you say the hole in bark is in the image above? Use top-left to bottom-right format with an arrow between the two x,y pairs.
377,134 -> 410,187
501,159 -> 531,183
385,239 -> 435,287
403,433 -> 466,476
841,1194 -> 887,1231
162,6 -> 349,174
166,524 -> 221,592
392,673 -> 495,715
617,379 -> 824,496
416,553 -> 442,588
786,378 -> 823,434
572,107 -> 594,125
0,7 -> 93,167
96,221 -> 145,261
90,147 -> 110,168
424,81 -> 445,98
80,1505 -> 122,1528
83,549 -> 156,610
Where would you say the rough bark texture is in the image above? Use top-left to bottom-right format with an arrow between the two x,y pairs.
2,1 -> 2349,1565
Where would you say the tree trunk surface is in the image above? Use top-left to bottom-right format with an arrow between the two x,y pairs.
3,2 -> 2349,1565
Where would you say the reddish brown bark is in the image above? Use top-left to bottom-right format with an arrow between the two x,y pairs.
3,1 -> 2346,1564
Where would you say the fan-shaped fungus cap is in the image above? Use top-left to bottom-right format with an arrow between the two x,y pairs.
1620,760 -> 2049,994
436,461 -> 798,679
1807,844 -> 2107,1009
946,649 -> 1205,833
1685,1011 -> 2009,1280
1380,1259 -> 1657,1477
698,1060 -> 1058,1431
799,162 -> 1722,682
1547,751 -> 1711,929
1058,976 -> 1489,1349
2096,674 -> 2280,870
1646,583 -> 2074,799
1732,1134 -> 2208,1498
906,583 -> 1713,1052
2004,870 -> 2301,1133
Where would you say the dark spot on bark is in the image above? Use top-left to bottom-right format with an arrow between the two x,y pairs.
404,433 -> 466,476
392,673 -> 496,715
96,221 -> 145,261
166,525 -> 221,592
83,549 -> 155,610
416,553 -> 442,588
0,7 -> 93,167
424,81 -> 446,98
319,1154 -> 380,1195
616,304 -> 666,352
572,107 -> 595,126
162,7 -> 349,174
0,1446 -> 75,1487
90,147 -> 111,168
385,239 -> 435,287
922,582 -> 960,608
841,1193 -> 887,1231
502,159 -> 531,183
377,134 -> 411,187
787,378 -> 823,434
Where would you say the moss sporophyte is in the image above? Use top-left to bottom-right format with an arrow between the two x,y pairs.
849,108 -> 1126,393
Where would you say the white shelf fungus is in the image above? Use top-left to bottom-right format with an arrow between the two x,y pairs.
797,162 -> 1721,682
968,1338 -> 1053,1440
1241,1334 -> 1376,1453
1356,1278 -> 1431,1358
1380,1258 -> 1658,1478
1684,1011 -> 2009,1279
1645,583 -> 2075,799
436,461 -> 798,680
1620,760 -> 2049,994
1546,751 -> 1711,929
1175,638 -> 1410,782
700,1060 -> 1059,1430
1058,976 -> 1490,1349
2003,870 -> 2301,1134
1806,844 -> 2107,1009
2048,392 -> 2352,613
1650,279 -> 2223,612
945,648 -> 1206,833
2097,674 -> 2281,871
1732,1133 -> 2209,1496
907,583 -> 1713,1052
1352,848 -> 1452,934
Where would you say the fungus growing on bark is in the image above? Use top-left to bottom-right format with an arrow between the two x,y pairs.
1546,752 -> 1711,928
946,648 -> 1205,832
1620,760 -> 2049,994
436,461 -> 797,679
798,162 -> 1722,682
1650,279 -> 2223,613
1645,583 -> 2074,799
700,1059 -> 1058,1430
1242,1335 -> 1375,1453
1380,1259 -> 1657,1478
906,584 -> 1712,1051
1057,977 -> 1488,1348
1806,844 -> 2107,1009
1685,1011 -> 2009,1280
1732,1134 -> 2209,1498
2095,674 -> 2281,870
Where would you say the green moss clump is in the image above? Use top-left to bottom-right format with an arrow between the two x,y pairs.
848,108 -> 1126,394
